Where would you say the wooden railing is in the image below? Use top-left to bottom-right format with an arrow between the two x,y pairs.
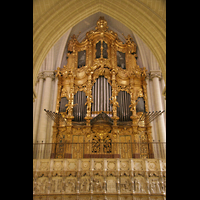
33,142 -> 166,159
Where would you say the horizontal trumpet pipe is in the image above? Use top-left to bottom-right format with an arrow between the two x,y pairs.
146,110 -> 165,125
149,110 -> 165,123
145,111 -> 157,123
144,111 -> 153,122
147,111 -> 161,124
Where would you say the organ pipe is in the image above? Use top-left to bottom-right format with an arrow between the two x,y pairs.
117,91 -> 131,121
106,79 -> 109,112
95,81 -> 97,112
98,77 -> 100,111
104,77 -> 106,111
109,84 -> 112,112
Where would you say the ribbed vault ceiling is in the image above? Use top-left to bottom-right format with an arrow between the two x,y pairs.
33,0 -> 166,96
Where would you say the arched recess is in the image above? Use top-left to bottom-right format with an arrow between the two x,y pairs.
33,0 -> 166,97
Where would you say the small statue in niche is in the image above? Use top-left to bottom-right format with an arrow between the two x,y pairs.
36,177 -> 48,194
121,179 -> 131,192
65,179 -> 76,192
135,179 -> 140,192
150,179 -> 157,193
81,178 -> 90,192
160,178 -> 166,194
94,178 -> 103,192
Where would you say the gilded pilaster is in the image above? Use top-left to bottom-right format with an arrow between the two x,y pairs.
110,69 -> 119,125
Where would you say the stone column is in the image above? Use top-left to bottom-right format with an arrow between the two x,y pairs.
37,71 -> 55,144
33,72 -> 44,143
150,70 -> 166,143
33,80 -> 39,120
145,73 -> 158,143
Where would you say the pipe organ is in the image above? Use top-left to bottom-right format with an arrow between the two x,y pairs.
52,17 -> 153,159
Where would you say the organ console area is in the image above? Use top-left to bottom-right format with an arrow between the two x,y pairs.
52,17 -> 152,159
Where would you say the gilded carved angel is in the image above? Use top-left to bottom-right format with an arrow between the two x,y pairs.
65,101 -> 77,115
85,94 -> 94,112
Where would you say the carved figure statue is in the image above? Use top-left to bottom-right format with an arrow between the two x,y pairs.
68,34 -> 78,52
85,94 -> 93,113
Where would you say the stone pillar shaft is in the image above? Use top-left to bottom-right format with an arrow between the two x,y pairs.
33,73 -> 44,143
37,71 -> 54,143
150,71 -> 166,142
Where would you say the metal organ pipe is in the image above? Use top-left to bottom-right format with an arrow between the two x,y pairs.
107,80 -> 109,112
104,77 -> 106,111
120,92 -> 122,121
95,81 -> 97,112
109,84 -> 112,112
128,93 -> 131,120
97,78 -> 101,111
100,77 -> 102,111
117,91 -> 131,121
73,91 -> 87,121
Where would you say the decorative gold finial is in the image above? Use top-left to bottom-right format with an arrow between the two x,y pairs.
95,16 -> 108,32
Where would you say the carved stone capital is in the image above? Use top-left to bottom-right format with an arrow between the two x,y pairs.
43,71 -> 55,80
149,70 -> 162,80
145,72 -> 150,80
36,72 -> 44,81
